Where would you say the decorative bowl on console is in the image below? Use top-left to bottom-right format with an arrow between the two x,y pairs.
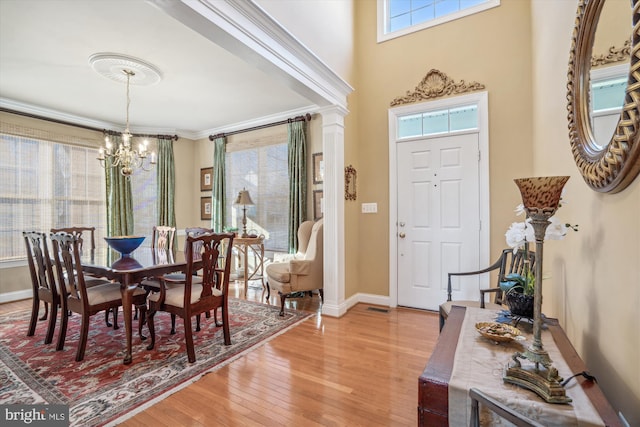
104,236 -> 145,256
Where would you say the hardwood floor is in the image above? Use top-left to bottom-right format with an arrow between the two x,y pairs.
1,280 -> 440,426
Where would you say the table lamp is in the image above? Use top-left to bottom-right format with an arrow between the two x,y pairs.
504,176 -> 571,403
234,189 -> 254,238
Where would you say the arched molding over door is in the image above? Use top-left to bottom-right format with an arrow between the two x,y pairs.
390,69 -> 486,106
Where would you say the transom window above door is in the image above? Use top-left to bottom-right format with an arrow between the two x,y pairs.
397,104 -> 478,139
378,0 -> 500,42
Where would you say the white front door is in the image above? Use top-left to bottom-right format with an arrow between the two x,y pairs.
396,133 -> 480,310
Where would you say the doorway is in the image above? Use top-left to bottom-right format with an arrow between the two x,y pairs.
388,92 -> 490,311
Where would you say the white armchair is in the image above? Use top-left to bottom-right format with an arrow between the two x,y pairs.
266,219 -> 323,315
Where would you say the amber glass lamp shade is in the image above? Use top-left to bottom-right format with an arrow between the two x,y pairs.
513,176 -> 570,217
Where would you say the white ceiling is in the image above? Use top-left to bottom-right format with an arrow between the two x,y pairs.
0,0 -> 317,139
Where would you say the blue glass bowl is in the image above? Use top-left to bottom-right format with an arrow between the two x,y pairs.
104,236 -> 145,256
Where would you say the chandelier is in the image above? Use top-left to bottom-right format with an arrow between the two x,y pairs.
97,68 -> 156,177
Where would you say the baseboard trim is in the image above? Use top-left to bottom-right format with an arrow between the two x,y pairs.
0,289 -> 32,304
321,292 -> 391,317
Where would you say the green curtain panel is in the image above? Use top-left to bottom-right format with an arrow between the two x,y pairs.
105,135 -> 134,237
287,121 -> 307,253
157,137 -> 176,235
212,136 -> 226,232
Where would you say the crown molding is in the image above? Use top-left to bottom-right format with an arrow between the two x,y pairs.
0,98 -> 182,137
0,97 -> 323,142
192,104 -> 319,140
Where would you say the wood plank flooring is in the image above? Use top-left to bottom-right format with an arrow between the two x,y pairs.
1,280 -> 440,426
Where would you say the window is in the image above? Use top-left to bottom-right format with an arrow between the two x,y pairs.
397,104 -> 478,139
225,140 -> 288,252
0,132 -> 106,265
130,139 -> 158,237
378,0 -> 500,42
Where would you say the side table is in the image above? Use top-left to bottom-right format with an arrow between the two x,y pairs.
232,236 -> 265,296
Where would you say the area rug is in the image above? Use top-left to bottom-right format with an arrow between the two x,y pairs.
0,299 -> 313,426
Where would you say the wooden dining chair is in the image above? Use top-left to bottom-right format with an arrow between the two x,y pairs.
151,225 -> 176,251
50,226 -> 96,251
146,232 -> 234,363
50,231 -> 148,362
139,226 -> 178,323
23,231 -> 60,345
158,227 -> 214,334
50,226 -> 116,327
137,226 -> 176,294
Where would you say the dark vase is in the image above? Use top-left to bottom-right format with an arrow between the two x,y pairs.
506,292 -> 534,318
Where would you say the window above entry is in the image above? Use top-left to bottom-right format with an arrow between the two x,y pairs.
377,0 -> 500,43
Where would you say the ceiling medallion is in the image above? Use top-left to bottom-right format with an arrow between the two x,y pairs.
390,69 -> 485,106
88,53 -> 162,86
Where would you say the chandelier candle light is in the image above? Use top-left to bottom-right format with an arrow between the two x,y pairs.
504,176 -> 572,404
96,68 -> 156,177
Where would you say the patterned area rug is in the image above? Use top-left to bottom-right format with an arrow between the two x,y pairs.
0,299 -> 313,426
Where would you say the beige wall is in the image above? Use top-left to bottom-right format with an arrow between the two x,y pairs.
352,0 -> 534,297
531,1 -> 639,423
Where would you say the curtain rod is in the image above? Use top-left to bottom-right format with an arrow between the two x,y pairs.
1,107 -> 179,141
209,113 -> 311,141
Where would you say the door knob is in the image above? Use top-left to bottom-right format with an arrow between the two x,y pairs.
399,232 -> 406,238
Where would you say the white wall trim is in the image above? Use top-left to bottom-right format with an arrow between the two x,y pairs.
0,289 -> 32,304
388,91 -> 491,308
318,105 -> 348,318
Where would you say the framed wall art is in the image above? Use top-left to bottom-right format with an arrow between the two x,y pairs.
200,196 -> 212,220
200,167 -> 213,191
313,153 -> 324,184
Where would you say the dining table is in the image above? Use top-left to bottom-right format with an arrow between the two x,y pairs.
79,245 -> 200,364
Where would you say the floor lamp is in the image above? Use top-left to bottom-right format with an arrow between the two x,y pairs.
234,189 -> 254,238
504,176 -> 572,404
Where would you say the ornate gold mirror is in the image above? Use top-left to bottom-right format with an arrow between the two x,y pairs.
567,0 -> 640,193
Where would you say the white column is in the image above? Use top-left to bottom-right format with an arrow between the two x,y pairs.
318,106 -> 348,317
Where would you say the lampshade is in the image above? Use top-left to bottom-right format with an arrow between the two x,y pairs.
514,176 -> 569,217
234,189 -> 254,206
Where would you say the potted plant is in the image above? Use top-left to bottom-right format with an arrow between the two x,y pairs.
500,268 -> 535,318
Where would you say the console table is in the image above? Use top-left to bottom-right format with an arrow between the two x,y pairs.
418,306 -> 621,426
